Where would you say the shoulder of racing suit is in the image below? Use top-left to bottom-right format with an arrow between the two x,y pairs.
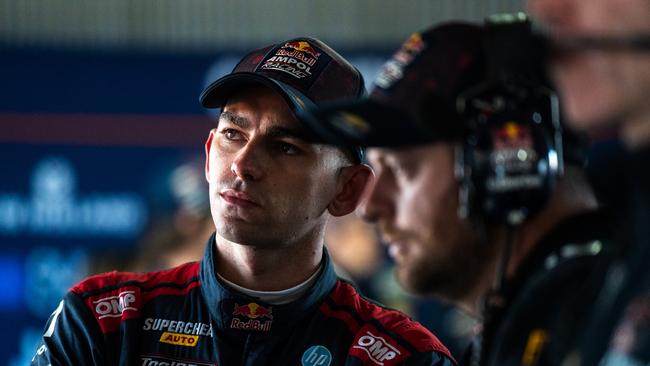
70,261 -> 201,335
322,279 -> 457,365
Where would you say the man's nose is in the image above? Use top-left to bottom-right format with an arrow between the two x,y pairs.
231,141 -> 265,181
358,174 -> 394,223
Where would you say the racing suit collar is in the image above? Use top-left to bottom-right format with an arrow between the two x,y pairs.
199,233 -> 338,336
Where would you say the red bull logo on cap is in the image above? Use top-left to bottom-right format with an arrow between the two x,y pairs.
231,302 -> 273,332
282,41 -> 322,58
260,40 -> 322,79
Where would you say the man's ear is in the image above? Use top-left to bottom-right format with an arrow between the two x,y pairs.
204,129 -> 216,182
328,164 -> 375,217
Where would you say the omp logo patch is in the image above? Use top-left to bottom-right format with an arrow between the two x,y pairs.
159,331 -> 199,347
351,329 -> 408,366
93,290 -> 137,319
140,354 -> 217,366
85,287 -> 142,333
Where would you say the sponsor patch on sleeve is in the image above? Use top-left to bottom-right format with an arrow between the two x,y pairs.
84,286 -> 141,333
350,324 -> 411,366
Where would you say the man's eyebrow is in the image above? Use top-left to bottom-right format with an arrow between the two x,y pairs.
218,111 -> 250,129
266,125 -> 312,141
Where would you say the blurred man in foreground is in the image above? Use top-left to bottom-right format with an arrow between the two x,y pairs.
302,21 -> 613,365
529,1 -> 650,364
32,37 -> 456,365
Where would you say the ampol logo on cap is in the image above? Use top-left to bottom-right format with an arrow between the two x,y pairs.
301,345 -> 332,366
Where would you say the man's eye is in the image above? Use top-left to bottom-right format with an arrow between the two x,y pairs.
220,129 -> 241,140
279,142 -> 299,155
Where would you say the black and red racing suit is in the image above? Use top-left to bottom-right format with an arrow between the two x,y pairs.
32,233 -> 456,366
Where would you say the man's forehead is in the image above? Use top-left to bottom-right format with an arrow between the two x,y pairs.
366,147 -> 411,162
367,144 -> 441,165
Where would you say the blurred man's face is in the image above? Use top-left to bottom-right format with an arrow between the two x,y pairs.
360,144 -> 495,302
205,85 -> 344,248
528,0 -> 650,144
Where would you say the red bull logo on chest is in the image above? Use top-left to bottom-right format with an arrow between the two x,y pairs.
230,302 -> 273,332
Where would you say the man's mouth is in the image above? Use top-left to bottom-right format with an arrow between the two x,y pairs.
219,189 -> 261,207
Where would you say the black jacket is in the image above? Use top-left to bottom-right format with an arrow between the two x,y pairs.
473,212 -> 614,366
582,145 -> 650,365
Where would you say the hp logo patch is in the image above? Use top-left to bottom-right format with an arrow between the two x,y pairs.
301,345 -> 332,366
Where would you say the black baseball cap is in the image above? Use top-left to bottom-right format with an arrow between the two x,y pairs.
299,21 -> 587,165
298,23 -> 486,148
200,37 -> 366,163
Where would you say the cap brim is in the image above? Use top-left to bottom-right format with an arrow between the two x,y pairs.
200,72 -> 364,163
200,72 -> 316,114
298,98 -> 434,148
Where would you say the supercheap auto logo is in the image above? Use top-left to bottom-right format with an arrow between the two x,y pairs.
159,332 -> 199,347
259,40 -> 322,79
230,302 -> 273,331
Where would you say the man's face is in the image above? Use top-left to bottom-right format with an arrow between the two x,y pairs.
205,86 -> 344,248
528,0 -> 650,136
360,144 -> 495,301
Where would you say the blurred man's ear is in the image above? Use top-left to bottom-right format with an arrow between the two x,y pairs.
204,129 -> 216,182
328,164 -> 375,217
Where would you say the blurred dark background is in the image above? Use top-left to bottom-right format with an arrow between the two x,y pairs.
0,1 -> 523,364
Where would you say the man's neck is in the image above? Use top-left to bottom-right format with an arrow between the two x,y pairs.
213,232 -> 324,292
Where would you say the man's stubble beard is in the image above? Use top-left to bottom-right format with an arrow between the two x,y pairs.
398,229 -> 497,305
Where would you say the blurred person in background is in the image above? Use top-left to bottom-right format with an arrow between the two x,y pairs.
302,20 -> 614,366
88,157 -> 215,274
528,0 -> 650,364
31,36 -> 456,365
130,158 -> 214,272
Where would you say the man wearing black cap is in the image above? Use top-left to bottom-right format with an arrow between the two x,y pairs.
31,37 -> 456,366
302,22 -> 614,366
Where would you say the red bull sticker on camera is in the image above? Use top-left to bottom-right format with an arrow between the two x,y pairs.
230,302 -> 273,332
258,40 -> 322,79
